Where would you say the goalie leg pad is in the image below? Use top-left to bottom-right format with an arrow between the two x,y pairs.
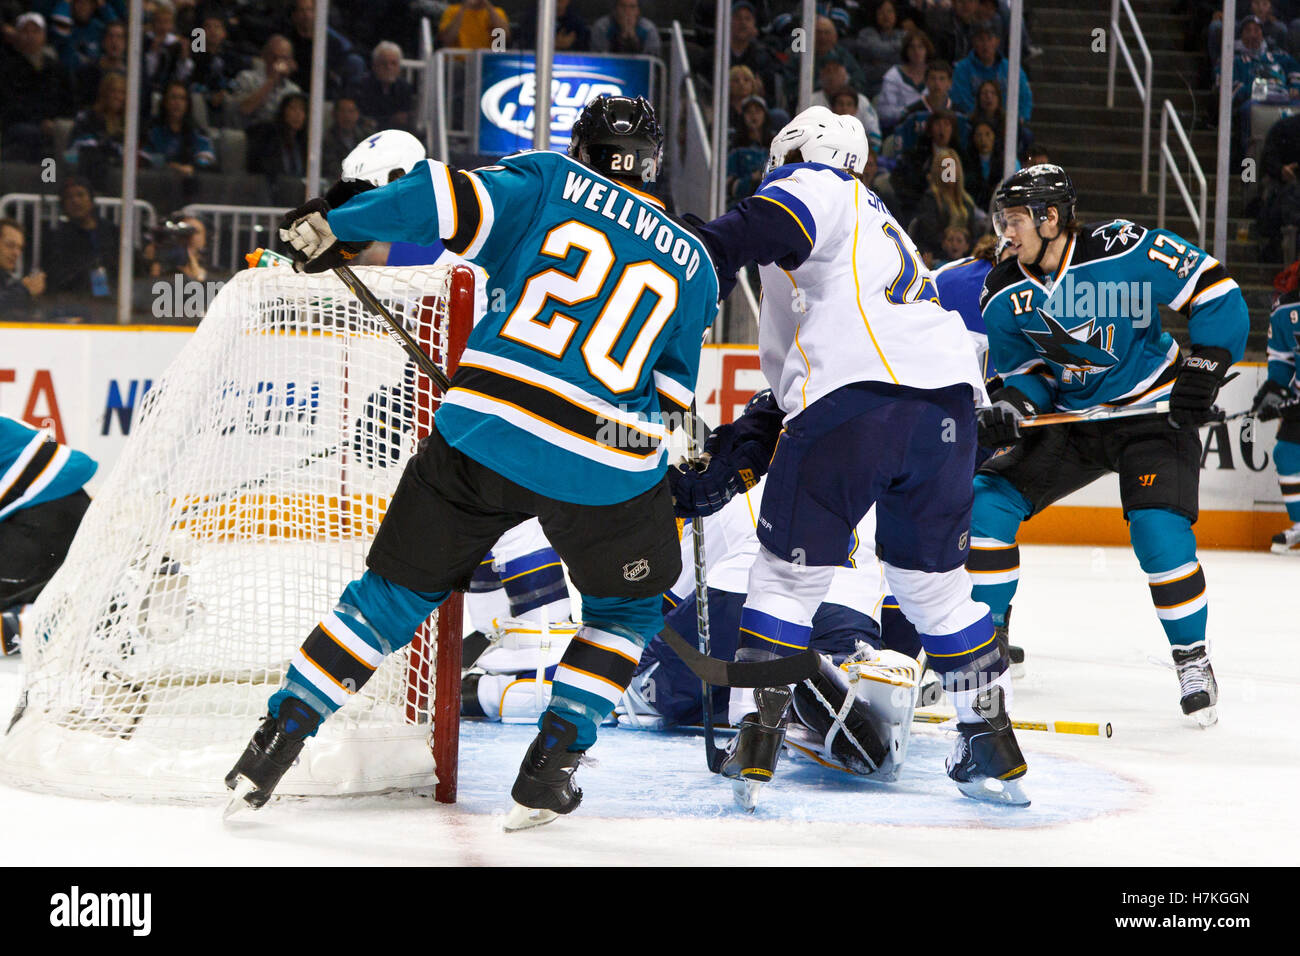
790,654 -> 889,775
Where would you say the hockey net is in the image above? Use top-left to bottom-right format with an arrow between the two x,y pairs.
0,264 -> 474,803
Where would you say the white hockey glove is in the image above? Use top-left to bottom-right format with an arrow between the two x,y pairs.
277,198 -> 369,274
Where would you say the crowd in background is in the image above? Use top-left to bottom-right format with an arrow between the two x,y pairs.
0,0 -> 1042,319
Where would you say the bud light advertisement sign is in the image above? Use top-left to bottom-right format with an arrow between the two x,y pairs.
477,52 -> 654,155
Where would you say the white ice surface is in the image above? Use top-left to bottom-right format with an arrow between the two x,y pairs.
0,544 -> 1293,866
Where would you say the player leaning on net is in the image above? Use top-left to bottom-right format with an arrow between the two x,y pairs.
969,165 -> 1248,727
1250,288 -> 1300,554
679,106 -> 1028,807
339,130 -> 575,633
225,96 -> 721,829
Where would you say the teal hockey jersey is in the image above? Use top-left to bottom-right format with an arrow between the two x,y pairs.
1266,296 -> 1300,396
329,150 -> 720,504
978,220 -> 1248,411
1,417 -> 97,521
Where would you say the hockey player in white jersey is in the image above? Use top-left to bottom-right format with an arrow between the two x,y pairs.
679,107 -> 1027,807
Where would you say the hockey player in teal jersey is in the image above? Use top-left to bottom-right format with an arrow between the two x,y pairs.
1250,290 -> 1300,554
968,165 -> 1248,726
225,96 -> 721,828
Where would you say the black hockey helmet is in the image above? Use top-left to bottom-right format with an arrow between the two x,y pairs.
991,163 -> 1077,236
568,94 -> 663,184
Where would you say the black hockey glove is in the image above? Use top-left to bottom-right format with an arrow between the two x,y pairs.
977,386 -> 1038,448
1250,378 -> 1291,422
278,197 -> 372,274
670,424 -> 770,518
1169,346 -> 1233,428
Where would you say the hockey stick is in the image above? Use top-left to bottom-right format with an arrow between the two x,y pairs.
1222,397 -> 1300,422
1016,400 -> 1173,429
332,265 -> 452,393
913,709 -> 1113,738
660,625 -> 820,687
683,403 -> 723,772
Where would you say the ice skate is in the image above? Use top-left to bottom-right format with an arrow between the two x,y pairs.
223,697 -> 322,818
504,712 -> 585,831
946,685 -> 1030,807
1270,522 -> 1300,556
1,608 -> 20,657
719,685 -> 792,812
1172,643 -> 1218,727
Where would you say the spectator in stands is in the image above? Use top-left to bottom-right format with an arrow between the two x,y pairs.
53,0 -> 106,71
145,80 -> 216,199
323,96 -> 374,172
726,95 -> 773,205
811,60 -> 882,154
248,91 -> 308,188
940,224 -> 973,264
804,14 -> 866,92
519,0 -> 591,52
233,35 -> 302,129
894,107 -> 961,221
142,214 -> 212,284
283,0 -> 365,100
67,70 -> 129,192
857,0 -> 906,97
0,218 -> 45,321
1211,0 -> 1288,57
143,1 -> 193,93
729,2 -> 780,108
350,42 -> 414,133
728,65 -> 763,134
925,0 -> 992,65
190,13 -> 246,124
968,78 -> 1031,157
963,118 -> 1012,209
1219,15 -> 1300,158
75,18 -> 125,109
0,12 -> 76,162
951,25 -> 1031,121
1026,145 -> 1050,166
874,28 -> 931,131
894,59 -> 965,153
438,0 -> 511,50
592,0 -> 661,56
909,146 -> 980,264
1257,108 -> 1300,259
863,148 -> 903,218
45,176 -> 118,299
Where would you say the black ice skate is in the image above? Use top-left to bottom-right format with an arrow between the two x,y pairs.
1172,644 -> 1219,727
504,712 -> 585,831
720,685 -> 793,812
994,606 -> 1026,678
1,608 -> 20,657
223,697 -> 322,818
1270,522 -> 1300,556
946,684 -> 1030,807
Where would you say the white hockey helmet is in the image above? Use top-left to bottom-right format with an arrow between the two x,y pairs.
341,129 -> 427,187
766,106 -> 869,175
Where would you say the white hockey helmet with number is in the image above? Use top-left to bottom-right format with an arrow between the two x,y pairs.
766,106 -> 869,175
341,129 -> 427,187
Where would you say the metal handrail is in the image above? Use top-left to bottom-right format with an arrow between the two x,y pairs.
180,203 -> 284,274
1157,100 -> 1207,248
0,193 -> 157,272
1106,0 -> 1154,193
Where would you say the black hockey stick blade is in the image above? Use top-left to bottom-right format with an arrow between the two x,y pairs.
661,626 -> 821,687
461,630 -> 493,674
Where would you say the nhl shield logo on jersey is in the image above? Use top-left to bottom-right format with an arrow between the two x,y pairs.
622,558 -> 650,582
1025,307 -> 1119,383
1091,220 -> 1143,251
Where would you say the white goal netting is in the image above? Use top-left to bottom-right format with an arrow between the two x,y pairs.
0,265 -> 472,802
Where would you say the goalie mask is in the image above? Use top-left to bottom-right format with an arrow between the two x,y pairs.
766,107 -> 869,175
569,94 -> 664,184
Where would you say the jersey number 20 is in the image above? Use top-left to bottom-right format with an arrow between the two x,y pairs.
499,220 -> 679,393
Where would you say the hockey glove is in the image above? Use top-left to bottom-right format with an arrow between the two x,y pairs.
1250,379 -> 1291,422
977,387 -> 1037,448
669,423 -> 770,518
1169,346 -> 1233,428
278,198 -> 371,274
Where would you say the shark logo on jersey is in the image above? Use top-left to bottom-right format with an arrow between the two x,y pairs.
1091,220 -> 1142,252
1177,249 -> 1201,279
1024,308 -> 1119,382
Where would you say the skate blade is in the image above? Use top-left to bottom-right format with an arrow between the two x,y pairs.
1190,706 -> 1218,728
1009,662 -> 1027,680
222,776 -> 257,821
955,775 -> 1031,807
732,778 -> 764,813
503,802 -> 559,832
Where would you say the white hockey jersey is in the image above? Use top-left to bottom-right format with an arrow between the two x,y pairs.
753,164 -> 987,417
670,476 -> 887,619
